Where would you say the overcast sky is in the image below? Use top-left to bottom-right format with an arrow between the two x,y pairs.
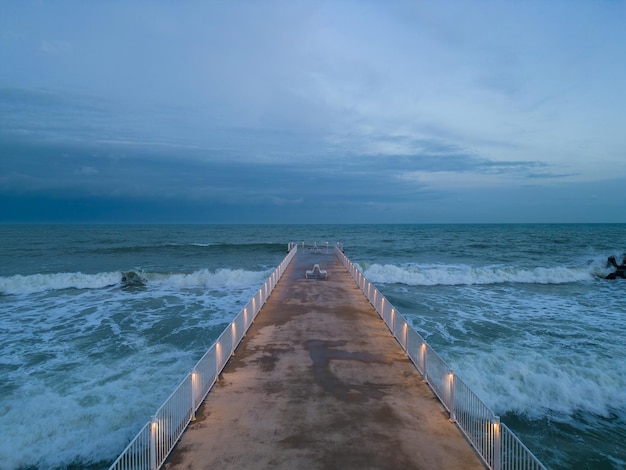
1,1 -> 625,224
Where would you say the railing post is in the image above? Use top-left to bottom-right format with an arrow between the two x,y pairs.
421,343 -> 428,383
150,417 -> 158,470
448,371 -> 456,423
231,323 -> 236,356
492,416 -> 501,470
215,343 -> 221,380
403,322 -> 408,351
191,371 -> 198,421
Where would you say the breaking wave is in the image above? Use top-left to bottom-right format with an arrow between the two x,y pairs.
362,263 -> 596,286
0,268 -> 271,295
450,346 -> 626,420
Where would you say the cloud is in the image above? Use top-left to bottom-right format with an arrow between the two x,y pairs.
1,1 -> 625,223
0,171 -> 42,193
271,196 -> 303,206
74,166 -> 98,176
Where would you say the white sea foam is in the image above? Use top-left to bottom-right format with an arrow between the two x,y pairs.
0,271 -> 122,295
0,274 -> 265,469
0,356 -> 185,469
397,277 -> 626,424
363,263 -> 595,286
153,268 -> 271,289
450,346 -> 626,421
0,268 -> 271,295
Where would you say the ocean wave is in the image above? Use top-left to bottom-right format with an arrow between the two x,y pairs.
0,268 -> 271,295
452,347 -> 626,421
0,272 -> 122,295
150,268 -> 270,289
362,263 -> 595,286
0,357 -> 189,470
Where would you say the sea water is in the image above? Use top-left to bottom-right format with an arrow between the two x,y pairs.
0,224 -> 624,469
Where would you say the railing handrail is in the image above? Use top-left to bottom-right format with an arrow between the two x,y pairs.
109,244 -> 298,470
334,245 -> 547,470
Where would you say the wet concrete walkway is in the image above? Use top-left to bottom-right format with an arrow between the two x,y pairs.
164,250 -> 485,470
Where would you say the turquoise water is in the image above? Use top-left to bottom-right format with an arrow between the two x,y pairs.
1,224 -> 624,469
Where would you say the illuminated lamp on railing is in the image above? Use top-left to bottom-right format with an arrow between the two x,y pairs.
420,343 -> 428,381
191,371 -> 198,420
448,372 -> 456,422
216,342 -> 221,368
492,416 -> 501,470
402,321 -> 408,349
231,323 -> 236,355
150,417 -> 158,470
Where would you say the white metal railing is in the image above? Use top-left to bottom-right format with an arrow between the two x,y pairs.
109,244 -> 298,470
334,245 -> 547,470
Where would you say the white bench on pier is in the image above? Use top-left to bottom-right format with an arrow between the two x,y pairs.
305,264 -> 327,279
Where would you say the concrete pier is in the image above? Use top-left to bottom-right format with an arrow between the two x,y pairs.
163,250 -> 485,470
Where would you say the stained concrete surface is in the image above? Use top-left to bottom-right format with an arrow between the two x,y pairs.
163,250 -> 485,470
